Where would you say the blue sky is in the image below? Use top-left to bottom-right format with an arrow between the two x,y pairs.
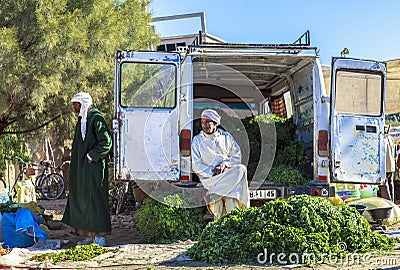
148,0 -> 400,65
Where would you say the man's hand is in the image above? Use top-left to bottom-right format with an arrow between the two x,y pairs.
213,162 -> 227,176
87,153 -> 93,163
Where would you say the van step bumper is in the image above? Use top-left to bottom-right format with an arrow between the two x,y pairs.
249,182 -> 286,200
249,181 -> 336,201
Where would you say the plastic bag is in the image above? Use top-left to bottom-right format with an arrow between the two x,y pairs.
0,188 -> 9,204
2,208 -> 48,248
15,180 -> 37,203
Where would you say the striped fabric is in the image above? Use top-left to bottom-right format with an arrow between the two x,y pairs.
269,94 -> 287,118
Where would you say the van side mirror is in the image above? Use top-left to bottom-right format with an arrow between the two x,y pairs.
321,95 -> 330,104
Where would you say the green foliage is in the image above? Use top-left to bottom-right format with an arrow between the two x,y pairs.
241,116 -> 271,181
248,114 -> 296,150
243,114 -> 306,184
136,193 -> 207,243
273,140 -> 306,170
249,113 -> 286,124
266,165 -> 307,187
0,0 -> 159,145
0,127 -> 31,174
187,195 -> 397,264
250,115 -> 308,185
274,118 -> 297,152
31,244 -> 118,264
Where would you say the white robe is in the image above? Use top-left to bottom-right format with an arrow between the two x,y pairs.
191,129 -> 250,209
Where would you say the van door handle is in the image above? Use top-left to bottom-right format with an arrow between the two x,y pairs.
356,125 -> 365,131
366,125 -> 377,133
334,160 -> 341,168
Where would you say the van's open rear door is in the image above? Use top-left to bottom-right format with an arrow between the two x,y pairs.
330,58 -> 386,184
114,51 -> 181,181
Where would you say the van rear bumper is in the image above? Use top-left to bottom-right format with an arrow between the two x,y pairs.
249,181 -> 336,203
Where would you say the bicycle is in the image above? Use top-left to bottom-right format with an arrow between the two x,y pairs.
11,156 -> 69,201
110,180 -> 130,215
36,158 -> 70,200
110,158 -> 138,215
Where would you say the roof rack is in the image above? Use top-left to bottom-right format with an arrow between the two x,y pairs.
292,30 -> 310,46
189,30 -> 318,55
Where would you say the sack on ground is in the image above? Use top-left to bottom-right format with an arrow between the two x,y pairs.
2,208 -> 48,248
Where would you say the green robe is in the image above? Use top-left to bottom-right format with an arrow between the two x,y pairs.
62,108 -> 112,233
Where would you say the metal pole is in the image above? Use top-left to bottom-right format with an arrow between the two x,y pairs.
152,12 -> 207,33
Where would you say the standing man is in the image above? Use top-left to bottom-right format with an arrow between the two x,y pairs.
380,125 -> 396,202
62,92 -> 112,246
191,109 -> 249,219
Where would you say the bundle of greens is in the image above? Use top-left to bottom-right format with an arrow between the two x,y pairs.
245,114 -> 308,186
136,193 -> 207,243
187,195 -> 397,264
31,244 -> 118,264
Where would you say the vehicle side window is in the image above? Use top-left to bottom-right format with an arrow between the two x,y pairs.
120,62 -> 176,108
335,71 -> 382,115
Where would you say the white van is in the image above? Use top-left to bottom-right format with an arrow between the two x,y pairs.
112,30 -> 386,204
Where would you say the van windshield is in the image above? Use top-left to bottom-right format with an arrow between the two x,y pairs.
120,62 -> 176,108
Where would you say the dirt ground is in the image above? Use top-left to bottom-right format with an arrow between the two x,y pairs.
40,198 -> 141,248
1,199 -> 400,269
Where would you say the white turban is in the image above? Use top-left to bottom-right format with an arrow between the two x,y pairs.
201,109 -> 221,125
71,92 -> 93,141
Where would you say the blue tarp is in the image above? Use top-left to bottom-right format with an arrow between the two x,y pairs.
2,208 -> 48,248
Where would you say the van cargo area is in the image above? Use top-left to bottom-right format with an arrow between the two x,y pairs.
113,29 -> 386,205
192,53 -> 317,165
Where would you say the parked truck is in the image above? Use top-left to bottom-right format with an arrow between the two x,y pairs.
111,13 -> 387,209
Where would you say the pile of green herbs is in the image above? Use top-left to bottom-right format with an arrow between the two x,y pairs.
31,244 -> 118,264
187,195 -> 397,264
247,114 -> 308,186
136,193 -> 207,243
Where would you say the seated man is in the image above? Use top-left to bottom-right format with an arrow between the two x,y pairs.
191,109 -> 250,219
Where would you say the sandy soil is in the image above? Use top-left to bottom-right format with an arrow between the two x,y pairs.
39,198 -> 141,248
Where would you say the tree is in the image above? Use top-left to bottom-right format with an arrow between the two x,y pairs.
0,0 -> 159,144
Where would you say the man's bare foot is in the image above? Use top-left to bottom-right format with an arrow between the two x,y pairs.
69,228 -> 79,235
70,228 -> 88,237
203,213 -> 215,220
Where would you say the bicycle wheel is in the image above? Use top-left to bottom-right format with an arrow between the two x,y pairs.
40,173 -> 65,200
111,181 -> 129,215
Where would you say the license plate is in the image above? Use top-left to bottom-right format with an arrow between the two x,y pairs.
249,189 -> 277,200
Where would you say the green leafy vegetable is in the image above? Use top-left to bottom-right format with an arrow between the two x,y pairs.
266,165 -> 307,187
187,195 -> 397,264
31,244 -> 118,264
136,193 -> 207,243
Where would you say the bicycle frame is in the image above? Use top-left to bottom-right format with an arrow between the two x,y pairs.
11,158 -> 36,193
11,157 -> 67,201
